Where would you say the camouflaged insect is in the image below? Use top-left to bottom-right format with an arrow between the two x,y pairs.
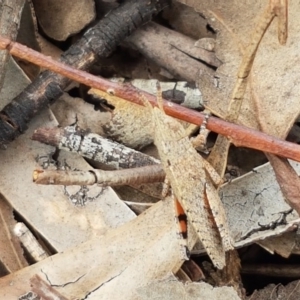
143,85 -> 234,269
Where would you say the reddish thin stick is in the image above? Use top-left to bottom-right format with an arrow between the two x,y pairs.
1,36 -> 300,162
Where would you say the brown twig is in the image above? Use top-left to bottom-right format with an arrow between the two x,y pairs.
33,165 -> 165,186
1,38 -> 300,162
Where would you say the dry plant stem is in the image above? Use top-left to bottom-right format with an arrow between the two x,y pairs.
30,274 -> 69,300
0,0 -> 25,90
2,42 -> 300,162
208,0 -> 288,175
0,0 -> 170,145
242,263 -> 300,278
33,165 -> 165,186
126,22 -> 220,82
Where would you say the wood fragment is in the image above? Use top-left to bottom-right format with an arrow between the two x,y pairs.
0,195 -> 28,274
14,223 -> 49,262
0,0 -> 170,145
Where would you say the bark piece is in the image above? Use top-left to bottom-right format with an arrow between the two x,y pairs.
0,0 -> 171,146
32,126 -> 160,169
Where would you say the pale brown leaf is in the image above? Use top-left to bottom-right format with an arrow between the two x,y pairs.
32,0 -> 95,41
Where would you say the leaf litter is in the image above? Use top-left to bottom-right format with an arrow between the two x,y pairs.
0,1 -> 299,299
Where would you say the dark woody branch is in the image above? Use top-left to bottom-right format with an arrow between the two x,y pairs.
0,0 -> 171,145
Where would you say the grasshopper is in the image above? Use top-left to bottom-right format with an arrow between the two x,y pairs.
142,83 -> 233,269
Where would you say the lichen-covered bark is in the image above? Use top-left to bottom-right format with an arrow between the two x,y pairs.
0,0 -> 171,145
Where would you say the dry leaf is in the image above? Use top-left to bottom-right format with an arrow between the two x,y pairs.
178,1 -> 300,138
136,273 -> 241,300
32,0 -> 95,41
220,160 -> 300,247
248,280 -> 300,300
257,231 -> 297,258
0,199 -> 197,299
51,93 -> 110,135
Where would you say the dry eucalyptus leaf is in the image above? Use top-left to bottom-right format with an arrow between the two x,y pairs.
32,0 -> 95,41
0,195 -> 28,274
179,1 -> 300,139
136,273 -> 241,300
0,199 -> 197,299
178,0 -> 300,218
